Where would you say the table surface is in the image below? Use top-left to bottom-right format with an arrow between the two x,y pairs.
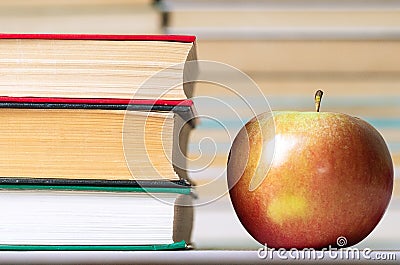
0,250 -> 398,265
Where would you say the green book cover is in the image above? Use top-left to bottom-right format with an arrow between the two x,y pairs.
0,241 -> 187,251
0,184 -> 191,195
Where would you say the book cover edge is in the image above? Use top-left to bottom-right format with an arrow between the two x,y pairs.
0,184 -> 191,194
0,177 -> 192,188
0,240 -> 188,251
0,96 -> 194,107
0,33 -> 196,43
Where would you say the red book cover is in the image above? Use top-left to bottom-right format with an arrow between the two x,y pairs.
0,33 -> 196,43
0,96 -> 197,125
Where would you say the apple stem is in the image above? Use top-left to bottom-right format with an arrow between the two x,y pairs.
315,90 -> 324,112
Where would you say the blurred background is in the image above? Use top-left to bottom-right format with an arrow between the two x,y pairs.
1,0 -> 399,250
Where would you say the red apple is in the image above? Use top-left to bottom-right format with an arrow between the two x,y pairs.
227,107 -> 393,249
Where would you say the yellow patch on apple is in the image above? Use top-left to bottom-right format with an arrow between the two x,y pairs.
267,194 -> 309,225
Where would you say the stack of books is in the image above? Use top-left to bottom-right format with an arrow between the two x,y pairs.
0,0 -> 161,34
0,33 -> 197,250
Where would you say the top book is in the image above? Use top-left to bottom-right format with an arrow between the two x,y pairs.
0,33 -> 197,100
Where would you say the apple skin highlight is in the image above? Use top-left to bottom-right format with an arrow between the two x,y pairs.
227,111 -> 393,249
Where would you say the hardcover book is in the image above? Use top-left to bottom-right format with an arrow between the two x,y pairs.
0,98 -> 195,181
0,183 -> 193,250
0,33 -> 197,100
